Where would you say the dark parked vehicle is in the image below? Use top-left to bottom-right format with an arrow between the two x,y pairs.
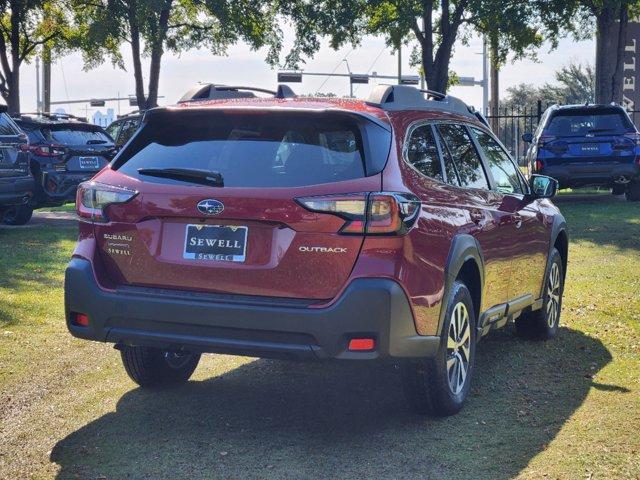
523,104 -> 640,201
65,85 -> 568,416
105,112 -> 142,150
12,113 -> 116,208
0,104 -> 34,225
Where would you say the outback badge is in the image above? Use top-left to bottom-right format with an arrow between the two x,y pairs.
197,199 -> 224,216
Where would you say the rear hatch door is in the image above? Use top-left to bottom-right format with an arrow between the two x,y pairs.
47,124 -> 115,173
541,107 -> 638,168
92,108 -> 390,301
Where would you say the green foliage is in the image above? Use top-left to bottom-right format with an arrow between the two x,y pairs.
0,0 -> 72,110
501,62 -> 595,109
281,0 -> 579,93
73,0 -> 283,108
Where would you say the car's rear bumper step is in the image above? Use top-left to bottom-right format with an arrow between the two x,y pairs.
64,258 -> 439,361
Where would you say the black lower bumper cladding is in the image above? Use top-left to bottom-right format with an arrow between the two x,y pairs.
64,258 -> 440,361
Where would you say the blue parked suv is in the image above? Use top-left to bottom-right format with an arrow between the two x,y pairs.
523,104 -> 640,201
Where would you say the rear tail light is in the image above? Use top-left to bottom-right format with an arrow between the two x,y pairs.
534,160 -> 544,173
30,144 -> 66,157
76,181 -> 138,222
296,192 -> 420,236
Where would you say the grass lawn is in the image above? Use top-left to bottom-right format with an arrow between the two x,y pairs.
0,195 -> 638,480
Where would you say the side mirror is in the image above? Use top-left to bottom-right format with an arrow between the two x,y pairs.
522,132 -> 533,143
0,103 -> 7,113
530,174 -> 558,199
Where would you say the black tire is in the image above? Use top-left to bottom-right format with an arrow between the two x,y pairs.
3,204 -> 33,225
401,281 -> 477,416
625,180 -> 640,202
120,346 -> 200,387
515,248 -> 564,340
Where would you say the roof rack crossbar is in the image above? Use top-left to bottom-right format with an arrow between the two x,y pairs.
366,84 -> 476,120
178,83 -> 296,103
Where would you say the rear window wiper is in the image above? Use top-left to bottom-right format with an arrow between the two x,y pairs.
137,168 -> 224,187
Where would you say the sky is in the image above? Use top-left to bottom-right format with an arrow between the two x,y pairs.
16,28 -> 596,119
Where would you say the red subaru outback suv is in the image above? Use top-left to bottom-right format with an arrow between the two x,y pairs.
65,85 -> 567,416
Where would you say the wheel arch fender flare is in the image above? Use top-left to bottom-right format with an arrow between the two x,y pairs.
437,234 -> 485,336
540,214 -> 568,299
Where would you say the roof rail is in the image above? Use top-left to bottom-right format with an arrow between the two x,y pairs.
366,85 -> 477,120
11,112 -> 88,122
178,83 -> 296,103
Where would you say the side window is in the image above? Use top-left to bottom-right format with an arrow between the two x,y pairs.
0,114 -> 18,135
406,124 -> 444,182
116,119 -> 140,147
437,124 -> 489,190
432,127 -> 460,186
471,128 -> 524,195
105,122 -> 121,142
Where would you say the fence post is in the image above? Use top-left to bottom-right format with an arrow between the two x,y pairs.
536,100 -> 542,122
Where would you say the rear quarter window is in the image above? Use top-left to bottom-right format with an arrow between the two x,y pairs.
114,111 -> 389,188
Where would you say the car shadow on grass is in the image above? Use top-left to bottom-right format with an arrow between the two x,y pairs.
51,327 -> 619,480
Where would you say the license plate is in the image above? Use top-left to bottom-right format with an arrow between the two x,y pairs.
580,144 -> 600,154
79,156 -> 100,169
183,224 -> 248,262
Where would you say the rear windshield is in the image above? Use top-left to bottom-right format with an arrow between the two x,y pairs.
44,126 -> 112,145
545,109 -> 633,137
115,112 -> 381,188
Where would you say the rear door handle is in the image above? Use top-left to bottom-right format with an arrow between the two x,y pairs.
470,210 -> 483,224
513,214 -> 523,229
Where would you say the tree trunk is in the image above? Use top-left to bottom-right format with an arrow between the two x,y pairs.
612,5 -> 629,103
595,4 -> 628,104
145,4 -> 171,109
128,2 -> 146,109
6,70 -> 20,113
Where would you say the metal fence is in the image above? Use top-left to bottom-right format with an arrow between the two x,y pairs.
485,101 -> 640,166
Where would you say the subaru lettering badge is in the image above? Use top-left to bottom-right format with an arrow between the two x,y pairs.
197,199 -> 224,216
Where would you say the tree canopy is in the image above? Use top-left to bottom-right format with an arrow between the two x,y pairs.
280,0 -> 577,94
0,0 -> 71,112
73,0 -> 283,109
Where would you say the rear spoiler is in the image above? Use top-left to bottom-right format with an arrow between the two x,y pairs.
144,105 -> 391,132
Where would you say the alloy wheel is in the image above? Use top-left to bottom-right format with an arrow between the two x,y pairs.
164,351 -> 193,370
447,302 -> 471,395
546,263 -> 561,328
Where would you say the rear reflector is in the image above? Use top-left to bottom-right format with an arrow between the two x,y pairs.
72,312 -> 90,327
348,338 -> 376,351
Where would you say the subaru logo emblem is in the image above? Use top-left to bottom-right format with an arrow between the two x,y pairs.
197,199 -> 224,216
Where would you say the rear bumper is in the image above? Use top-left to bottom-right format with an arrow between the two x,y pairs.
541,162 -> 640,188
64,258 -> 439,361
0,176 -> 34,210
